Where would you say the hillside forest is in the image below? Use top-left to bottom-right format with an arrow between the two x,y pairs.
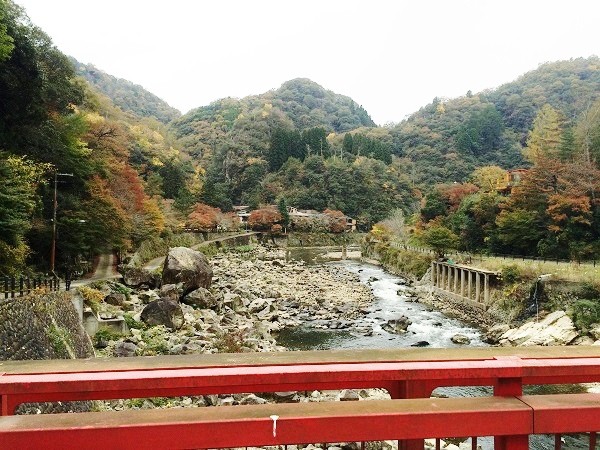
2,0 -> 600,276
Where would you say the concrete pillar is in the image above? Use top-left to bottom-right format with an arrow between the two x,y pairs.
440,265 -> 445,290
444,264 -> 452,291
431,262 -> 436,286
453,267 -> 459,293
475,272 -> 481,303
467,270 -> 472,299
460,269 -> 465,298
484,274 -> 490,304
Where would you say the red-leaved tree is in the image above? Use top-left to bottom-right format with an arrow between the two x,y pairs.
324,209 -> 347,233
248,208 -> 282,231
187,203 -> 222,231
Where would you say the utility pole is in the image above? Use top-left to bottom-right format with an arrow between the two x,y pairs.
50,172 -> 73,274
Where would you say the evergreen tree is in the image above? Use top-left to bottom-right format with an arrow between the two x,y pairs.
302,127 -> 329,157
559,127 -> 576,161
342,133 -> 354,154
278,198 -> 290,229
523,104 -> 562,163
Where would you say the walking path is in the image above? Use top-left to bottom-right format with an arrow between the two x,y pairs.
143,231 -> 258,271
69,253 -> 120,289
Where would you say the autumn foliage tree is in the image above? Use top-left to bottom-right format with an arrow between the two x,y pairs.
187,203 -> 222,231
324,209 -> 346,233
248,208 -> 282,231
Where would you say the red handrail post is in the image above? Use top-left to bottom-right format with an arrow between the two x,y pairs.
494,374 -> 524,450
495,435 -> 529,450
390,380 -> 436,450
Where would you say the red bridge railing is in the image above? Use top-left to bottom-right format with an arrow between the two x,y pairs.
0,347 -> 599,449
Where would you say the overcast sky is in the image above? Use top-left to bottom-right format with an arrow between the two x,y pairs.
14,0 -> 600,125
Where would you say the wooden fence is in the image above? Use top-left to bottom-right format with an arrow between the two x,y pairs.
1,276 -> 60,299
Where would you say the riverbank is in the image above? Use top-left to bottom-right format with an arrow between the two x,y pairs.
88,246 -> 375,358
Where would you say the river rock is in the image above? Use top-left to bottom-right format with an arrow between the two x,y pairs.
121,266 -> 159,288
451,334 -> 471,345
159,284 -> 182,302
183,287 -> 218,309
239,394 -> 268,405
273,391 -> 297,401
162,247 -> 213,295
104,292 -> 126,307
138,290 -> 160,304
573,336 -> 595,345
222,292 -> 244,311
339,389 -> 360,401
114,341 -> 137,357
140,299 -> 184,330
382,316 -> 411,334
499,310 -> 579,346
248,298 -> 273,313
589,323 -> 600,341
410,340 -> 430,347
484,324 -> 510,344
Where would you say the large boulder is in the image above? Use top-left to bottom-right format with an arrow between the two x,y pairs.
121,266 -> 159,288
499,310 -> 579,346
162,247 -> 213,295
140,299 -> 184,330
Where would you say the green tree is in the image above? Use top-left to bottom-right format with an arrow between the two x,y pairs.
278,197 -> 290,229
523,104 -> 562,163
421,189 -> 447,222
0,1 -> 15,62
470,165 -> 507,192
456,104 -> 504,156
302,127 -> 330,157
559,127 -> 576,161
493,208 -> 544,255
0,154 -> 48,273
419,224 -> 458,257
342,133 -> 354,154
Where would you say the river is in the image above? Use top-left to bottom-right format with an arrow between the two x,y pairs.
277,252 -> 589,450
278,259 -> 485,350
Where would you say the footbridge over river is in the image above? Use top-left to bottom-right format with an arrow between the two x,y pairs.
1,347 -> 600,450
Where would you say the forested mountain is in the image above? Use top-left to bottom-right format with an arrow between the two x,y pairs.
71,58 -> 181,124
3,0 -> 600,275
168,78 -> 406,225
389,57 -> 600,186
168,58 -> 600,229
401,58 -> 600,260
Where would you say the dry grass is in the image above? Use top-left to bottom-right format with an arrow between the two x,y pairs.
469,255 -> 600,284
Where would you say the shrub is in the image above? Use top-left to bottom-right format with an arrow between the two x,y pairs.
577,282 -> 600,300
77,286 -> 105,313
94,328 -> 123,347
501,265 -> 522,284
214,329 -> 249,353
569,299 -> 600,333
123,313 -> 146,330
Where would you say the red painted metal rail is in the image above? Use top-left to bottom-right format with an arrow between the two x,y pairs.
0,347 -> 599,449
0,396 -> 533,449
